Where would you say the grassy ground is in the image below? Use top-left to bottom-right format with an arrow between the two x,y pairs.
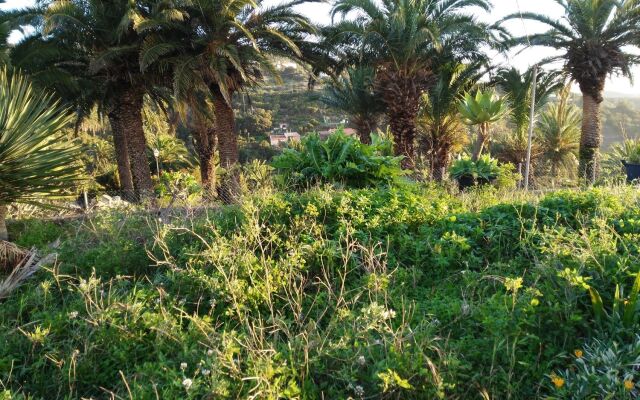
1,185 -> 640,399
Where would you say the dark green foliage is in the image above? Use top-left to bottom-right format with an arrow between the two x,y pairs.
2,186 -> 640,398
273,130 -> 405,188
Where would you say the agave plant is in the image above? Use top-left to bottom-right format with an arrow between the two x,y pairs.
458,90 -> 509,161
0,68 -> 83,240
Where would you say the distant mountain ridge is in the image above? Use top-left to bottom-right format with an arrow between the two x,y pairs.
604,91 -> 640,99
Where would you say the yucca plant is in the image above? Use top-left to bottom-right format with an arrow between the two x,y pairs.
458,90 -> 509,161
0,68 -> 83,240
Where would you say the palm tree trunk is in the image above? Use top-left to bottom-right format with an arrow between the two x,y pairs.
212,88 -> 239,203
472,123 -> 489,161
114,88 -> 154,201
579,92 -> 603,183
192,112 -> 217,195
353,117 -> 374,144
0,204 -> 8,241
107,113 -> 134,200
432,145 -> 452,181
379,72 -> 421,169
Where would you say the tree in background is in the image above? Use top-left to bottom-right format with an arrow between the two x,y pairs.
327,0 -> 498,168
538,86 -> 582,185
0,68 -> 82,240
237,108 -> 273,138
503,0 -> 640,182
458,90 -> 509,161
320,66 -> 384,144
493,67 -> 564,167
140,0 -> 316,199
417,62 -> 484,179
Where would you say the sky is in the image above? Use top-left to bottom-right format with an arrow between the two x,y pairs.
3,0 -> 639,96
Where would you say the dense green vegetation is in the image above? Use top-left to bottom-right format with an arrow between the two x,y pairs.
3,185 -> 640,398
2,0 -> 640,398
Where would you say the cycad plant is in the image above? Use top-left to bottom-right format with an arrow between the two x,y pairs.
538,86 -> 581,184
418,62 -> 484,179
493,67 -> 564,166
502,0 -> 640,181
319,66 -> 384,144
458,90 -> 509,161
0,68 -> 82,240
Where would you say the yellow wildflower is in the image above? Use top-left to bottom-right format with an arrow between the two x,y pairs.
530,298 -> 540,307
625,380 -> 634,391
574,349 -> 583,358
551,375 -> 565,389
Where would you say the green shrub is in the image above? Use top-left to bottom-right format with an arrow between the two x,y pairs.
272,129 -> 405,189
2,186 -> 640,399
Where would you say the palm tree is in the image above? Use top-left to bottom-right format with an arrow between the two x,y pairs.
458,90 -> 509,161
417,62 -> 484,179
140,0 -> 315,198
327,0 -> 498,168
502,0 -> 640,182
493,67 -> 564,166
538,86 -> 581,184
319,66 -> 384,144
15,0 -> 163,201
0,68 -> 83,240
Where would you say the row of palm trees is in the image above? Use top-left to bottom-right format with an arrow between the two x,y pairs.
322,0 -> 640,181
3,0 -> 640,200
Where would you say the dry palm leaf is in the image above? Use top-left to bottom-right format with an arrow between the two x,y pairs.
0,241 -> 55,300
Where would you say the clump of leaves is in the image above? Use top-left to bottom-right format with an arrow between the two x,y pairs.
449,155 -> 505,184
272,129 -> 405,189
610,139 -> 640,164
549,335 -> 640,399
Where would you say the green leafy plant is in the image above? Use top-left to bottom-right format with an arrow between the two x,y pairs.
610,139 -> 640,164
449,155 -> 502,186
272,129 -> 405,189
0,68 -> 83,240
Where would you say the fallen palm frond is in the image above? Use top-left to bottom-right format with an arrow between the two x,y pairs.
0,240 -> 28,271
0,241 -> 55,300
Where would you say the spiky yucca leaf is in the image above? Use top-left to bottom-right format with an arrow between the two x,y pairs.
0,68 -> 83,206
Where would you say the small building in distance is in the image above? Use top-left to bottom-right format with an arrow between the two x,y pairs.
269,129 -> 301,147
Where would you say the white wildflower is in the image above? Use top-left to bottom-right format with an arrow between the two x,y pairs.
180,362 -> 187,370
357,356 -> 366,366
354,385 -> 364,397
382,309 -> 396,320
202,369 -> 211,376
68,311 -> 79,319
182,378 -> 193,390
207,349 -> 214,356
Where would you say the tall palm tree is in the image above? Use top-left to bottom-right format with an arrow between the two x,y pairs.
458,90 -> 509,161
327,0 -> 498,168
319,66 -> 384,144
0,68 -> 83,240
538,86 -> 581,184
493,66 -> 564,166
16,0 -> 163,201
140,0 -> 315,198
417,62 -> 484,179
502,0 -> 640,182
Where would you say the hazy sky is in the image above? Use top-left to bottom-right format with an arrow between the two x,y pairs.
3,0 -> 639,95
